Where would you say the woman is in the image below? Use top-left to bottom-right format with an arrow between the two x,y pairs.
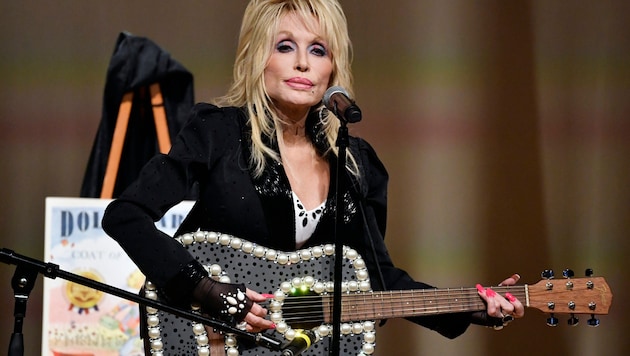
102,0 -> 524,354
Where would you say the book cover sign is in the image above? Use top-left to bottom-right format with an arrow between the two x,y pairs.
43,197 -> 193,356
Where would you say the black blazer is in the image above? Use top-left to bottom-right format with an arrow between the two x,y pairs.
102,103 -> 472,338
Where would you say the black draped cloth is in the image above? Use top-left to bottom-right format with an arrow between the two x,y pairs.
80,31 -> 194,198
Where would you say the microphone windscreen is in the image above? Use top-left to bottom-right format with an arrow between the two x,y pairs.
323,86 -> 349,107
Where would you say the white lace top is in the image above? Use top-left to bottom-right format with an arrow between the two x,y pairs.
292,192 -> 326,248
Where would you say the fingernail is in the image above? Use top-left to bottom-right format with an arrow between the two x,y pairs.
270,323 -> 276,329
261,294 -> 275,299
505,292 -> 516,302
486,288 -> 496,297
511,274 -> 521,282
476,284 -> 485,293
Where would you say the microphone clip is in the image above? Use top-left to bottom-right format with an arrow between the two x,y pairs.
280,329 -> 316,356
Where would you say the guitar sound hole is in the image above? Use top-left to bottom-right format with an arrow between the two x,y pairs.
282,294 -> 324,329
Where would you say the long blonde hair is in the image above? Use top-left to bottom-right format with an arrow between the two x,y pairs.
214,0 -> 356,178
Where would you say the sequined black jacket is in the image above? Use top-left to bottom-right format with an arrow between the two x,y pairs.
102,103 -> 472,338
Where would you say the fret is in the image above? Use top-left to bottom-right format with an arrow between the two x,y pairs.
323,291 -> 332,323
377,292 -> 389,319
387,290 -> 395,319
429,288 -> 438,314
459,287 -> 474,312
394,290 -> 403,318
449,288 -> 466,313
445,288 -> 452,313
408,289 -> 417,315
354,293 -> 367,321
365,293 -> 380,319
367,291 -> 385,321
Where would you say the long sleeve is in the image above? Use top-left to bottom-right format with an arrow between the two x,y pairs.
101,154 -> 200,286
101,103 -> 230,303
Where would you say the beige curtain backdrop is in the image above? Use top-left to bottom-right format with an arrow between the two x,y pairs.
1,1 -> 627,355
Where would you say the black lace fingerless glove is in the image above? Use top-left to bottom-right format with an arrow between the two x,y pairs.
192,276 -> 253,324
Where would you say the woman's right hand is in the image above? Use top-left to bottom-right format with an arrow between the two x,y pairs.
240,289 -> 276,333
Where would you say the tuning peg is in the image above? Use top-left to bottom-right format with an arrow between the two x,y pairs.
585,268 -> 594,277
541,269 -> 555,279
587,315 -> 600,327
562,269 -> 574,278
568,314 -> 579,326
546,314 -> 559,327
563,269 -> 575,289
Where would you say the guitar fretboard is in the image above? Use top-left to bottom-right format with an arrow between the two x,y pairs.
321,286 -> 528,322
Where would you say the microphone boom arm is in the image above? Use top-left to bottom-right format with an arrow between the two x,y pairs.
0,248 -> 284,354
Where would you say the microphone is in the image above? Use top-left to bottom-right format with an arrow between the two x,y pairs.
281,329 -> 316,356
323,86 -> 362,123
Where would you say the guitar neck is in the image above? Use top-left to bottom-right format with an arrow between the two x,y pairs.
327,286 -> 527,322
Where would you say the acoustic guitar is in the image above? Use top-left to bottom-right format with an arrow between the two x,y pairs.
142,231 -> 612,356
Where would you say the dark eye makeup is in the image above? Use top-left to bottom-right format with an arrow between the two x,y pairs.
275,39 -> 328,57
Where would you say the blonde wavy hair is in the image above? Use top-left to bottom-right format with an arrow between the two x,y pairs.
214,0 -> 357,178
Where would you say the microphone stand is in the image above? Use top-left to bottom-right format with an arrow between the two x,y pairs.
0,248 -> 284,356
7,258 -> 37,356
327,94 -> 362,356
331,119 -> 349,356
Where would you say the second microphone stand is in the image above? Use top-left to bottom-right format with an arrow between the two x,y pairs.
1,248 -> 284,356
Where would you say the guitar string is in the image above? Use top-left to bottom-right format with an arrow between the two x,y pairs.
274,287 -> 528,310
273,287 -> 527,307
270,287 -> 529,324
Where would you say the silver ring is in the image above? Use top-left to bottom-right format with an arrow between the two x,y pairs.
501,313 -> 514,325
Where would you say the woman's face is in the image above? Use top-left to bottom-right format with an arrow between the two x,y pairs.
264,12 -> 333,118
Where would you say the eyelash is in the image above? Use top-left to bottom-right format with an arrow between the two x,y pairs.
310,44 -> 327,56
276,40 -> 328,57
276,41 -> 294,52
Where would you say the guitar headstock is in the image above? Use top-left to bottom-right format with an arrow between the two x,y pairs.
528,269 -> 612,326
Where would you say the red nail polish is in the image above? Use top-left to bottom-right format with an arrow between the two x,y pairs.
505,292 -> 516,302
476,284 -> 485,293
262,294 -> 275,299
270,323 -> 277,329
486,288 -> 496,297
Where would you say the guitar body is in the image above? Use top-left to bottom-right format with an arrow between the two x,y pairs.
143,231 -> 374,356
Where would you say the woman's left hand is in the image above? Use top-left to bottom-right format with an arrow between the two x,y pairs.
476,274 -> 525,328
